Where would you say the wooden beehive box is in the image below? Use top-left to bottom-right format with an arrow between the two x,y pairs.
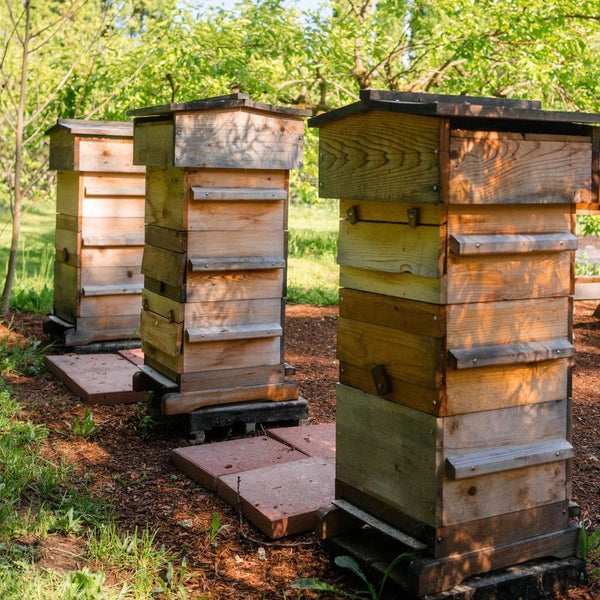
46,119 -> 145,346
310,91 -> 600,595
129,94 -> 310,416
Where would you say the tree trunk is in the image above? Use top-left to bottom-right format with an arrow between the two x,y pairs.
1,0 -> 31,317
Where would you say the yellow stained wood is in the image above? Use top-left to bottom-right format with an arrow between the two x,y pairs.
448,134 -> 591,204
80,246 -> 143,268
81,265 -> 144,287
141,289 -> 183,323
338,220 -> 445,278
188,199 -> 285,232
340,200 -> 447,225
79,294 -> 142,318
318,111 -> 440,202
56,214 -> 81,232
337,316 -> 444,390
77,138 -> 143,173
444,358 -> 569,416
186,269 -> 284,303
336,384 -> 439,527
174,109 -> 304,170
133,120 -> 174,166
56,171 -> 82,216
83,173 -> 145,197
446,297 -> 569,348
55,228 -> 80,267
444,252 -> 572,304
140,309 -> 183,356
340,266 -> 442,304
187,230 -> 284,258
145,166 -> 186,228
81,196 -> 144,218
442,463 -> 566,525
443,400 -> 567,453
186,168 -> 288,190
447,204 -> 571,236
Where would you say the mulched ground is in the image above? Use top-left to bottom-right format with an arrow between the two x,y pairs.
2,302 -> 600,599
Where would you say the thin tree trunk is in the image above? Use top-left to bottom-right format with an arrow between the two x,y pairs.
1,0 -> 30,317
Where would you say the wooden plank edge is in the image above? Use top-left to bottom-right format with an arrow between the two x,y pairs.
132,364 -> 178,392
449,232 -> 578,255
189,256 -> 285,271
162,381 -> 299,415
186,323 -> 282,343
82,284 -> 143,296
191,186 -> 287,201
64,327 -> 141,347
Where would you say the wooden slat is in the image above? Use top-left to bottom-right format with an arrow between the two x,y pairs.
81,195 -> 144,218
189,256 -> 285,271
187,230 -> 284,259
145,225 -> 187,253
162,380 -> 300,415
445,359 -> 570,416
191,187 -> 287,201
77,138 -> 144,173
56,171 -> 82,216
449,233 -> 577,255
186,323 -> 282,343
53,261 -> 78,323
79,294 -> 141,318
179,364 -> 285,393
448,134 -> 591,204
140,309 -> 183,356
445,438 -> 573,480
331,499 -> 427,550
449,338 -> 574,369
144,166 -> 185,228
83,175 -> 145,197
318,110 -> 441,202
82,283 -> 143,296
447,204 -> 572,235
141,245 -> 187,288
174,110 -> 304,170
338,220 -> 444,277
81,247 -> 143,268
75,313 -> 140,333
81,217 -> 144,246
188,198 -> 285,232
133,119 -> 174,166
81,265 -> 143,287
55,228 -> 80,267
447,297 -> 569,348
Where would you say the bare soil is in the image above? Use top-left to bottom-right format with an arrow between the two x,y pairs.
3,302 -> 600,599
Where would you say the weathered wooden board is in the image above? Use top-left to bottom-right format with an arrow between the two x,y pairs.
337,316 -> 444,391
75,313 -> 140,334
82,173 -> 145,197
339,200 -> 446,226
447,204 -> 572,235
318,111 -> 441,202
79,294 -> 141,317
449,233 -> 577,255
442,462 -> 566,525
80,246 -> 143,268
80,265 -> 144,287
444,359 -> 569,415
336,384 -> 439,527
77,138 -> 144,173
141,245 -> 187,288
140,309 -> 183,356
340,266 -> 442,304
444,251 -> 572,304
173,109 -> 304,170
179,364 -> 286,393
448,132 -> 591,204
133,118 -> 174,166
81,217 -> 144,246
56,171 -> 83,216
338,220 -> 444,277
188,198 -> 285,232
53,261 -> 78,323
55,228 -> 81,267
81,195 -> 144,218
446,297 -> 569,348
186,268 -> 285,303
187,230 -> 284,258
339,288 -> 445,338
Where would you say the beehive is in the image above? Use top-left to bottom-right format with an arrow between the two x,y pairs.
310,91 -> 600,595
129,94 -> 310,416
46,119 -> 145,346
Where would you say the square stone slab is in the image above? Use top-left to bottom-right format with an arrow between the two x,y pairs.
171,437 -> 306,492
218,457 -> 335,538
118,348 -> 144,366
267,423 -> 336,459
45,354 -> 145,405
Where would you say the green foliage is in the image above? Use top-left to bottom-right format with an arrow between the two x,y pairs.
0,324 -> 51,377
205,512 -> 229,547
292,552 -> 419,599
71,409 -> 100,438
580,523 -> 600,580
578,215 -> 600,237
575,254 -> 600,277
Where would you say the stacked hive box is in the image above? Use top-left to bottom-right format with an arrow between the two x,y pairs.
310,91 -> 600,595
46,119 -> 145,346
129,94 -> 310,417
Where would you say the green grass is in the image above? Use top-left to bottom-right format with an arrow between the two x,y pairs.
287,200 -> 339,305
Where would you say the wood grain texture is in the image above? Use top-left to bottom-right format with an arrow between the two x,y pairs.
179,364 -> 286,393
188,198 -> 285,232
141,245 -> 187,288
79,294 -> 141,317
174,109 -> 304,170
140,308 -> 183,356
144,166 -> 185,228
83,173 -> 145,197
187,230 -> 284,258
449,232 -> 577,255
335,384 -> 439,527
81,217 -> 144,246
81,195 -> 144,218
133,119 -> 174,166
339,200 -> 447,225
80,265 -> 144,288
53,261 -> 78,323
80,246 -> 143,268
186,322 -> 282,343
338,220 -> 445,277
191,186 -> 287,201
56,171 -> 82,216
318,111 -> 440,202
448,133 -> 591,204
77,138 -> 143,173
55,228 -> 80,267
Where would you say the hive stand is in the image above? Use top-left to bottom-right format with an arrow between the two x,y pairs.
128,94 -> 311,439
309,91 -> 600,596
44,119 -> 145,348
